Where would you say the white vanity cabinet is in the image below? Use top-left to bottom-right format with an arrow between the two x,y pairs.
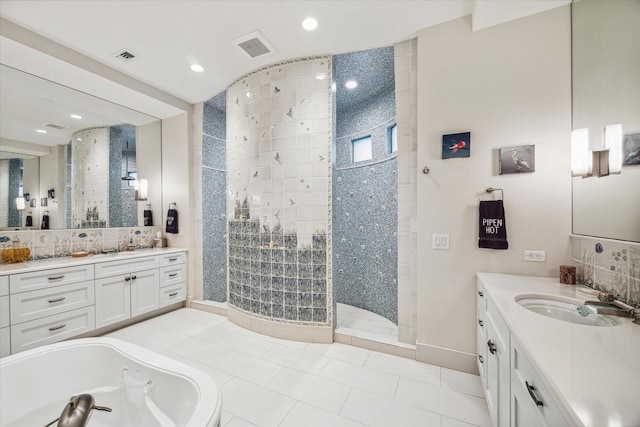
8,264 -> 95,354
510,336 -> 569,427
95,255 -> 160,329
0,276 -> 10,357
477,281 -> 510,427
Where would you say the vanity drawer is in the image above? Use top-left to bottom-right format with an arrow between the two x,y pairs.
10,281 -> 94,325
160,264 -> 186,287
0,326 -> 9,358
159,252 -> 186,267
11,306 -> 95,354
0,275 -> 8,296
9,265 -> 94,294
1,295 -> 9,328
94,255 -> 159,278
159,283 -> 186,307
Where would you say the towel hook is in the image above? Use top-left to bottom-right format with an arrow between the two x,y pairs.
485,187 -> 504,200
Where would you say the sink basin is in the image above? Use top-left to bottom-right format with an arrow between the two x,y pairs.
516,294 -> 619,327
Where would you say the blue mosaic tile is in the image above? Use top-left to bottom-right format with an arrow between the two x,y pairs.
203,92 -> 227,138
202,168 -> 227,302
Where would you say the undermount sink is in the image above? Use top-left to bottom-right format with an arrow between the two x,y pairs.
515,294 -> 619,327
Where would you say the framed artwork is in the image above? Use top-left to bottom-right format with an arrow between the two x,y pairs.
442,132 -> 470,159
623,133 -> 640,166
499,145 -> 535,174
40,198 -> 48,207
30,199 -> 37,208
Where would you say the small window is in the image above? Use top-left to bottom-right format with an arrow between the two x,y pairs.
352,136 -> 372,163
388,124 -> 397,154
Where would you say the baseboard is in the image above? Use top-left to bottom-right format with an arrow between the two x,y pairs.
416,340 -> 479,375
190,299 -> 228,316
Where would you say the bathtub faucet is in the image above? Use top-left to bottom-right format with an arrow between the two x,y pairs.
45,394 -> 112,427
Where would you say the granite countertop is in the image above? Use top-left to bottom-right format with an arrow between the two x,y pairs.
477,272 -> 640,427
0,247 -> 187,276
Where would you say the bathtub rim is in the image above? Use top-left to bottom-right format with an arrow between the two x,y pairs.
0,336 -> 222,427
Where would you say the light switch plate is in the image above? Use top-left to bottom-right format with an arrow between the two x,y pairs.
524,250 -> 546,262
432,234 -> 450,250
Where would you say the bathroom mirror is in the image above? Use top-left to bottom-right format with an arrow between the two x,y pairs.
571,0 -> 640,242
0,64 -> 162,230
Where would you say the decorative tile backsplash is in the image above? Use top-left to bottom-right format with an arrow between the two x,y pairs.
571,235 -> 640,307
0,226 -> 163,263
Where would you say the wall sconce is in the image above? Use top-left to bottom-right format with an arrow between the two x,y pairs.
604,123 -> 622,174
24,193 -> 30,202
48,189 -> 55,199
571,128 -> 590,176
15,197 -> 26,211
134,179 -> 148,201
571,124 -> 623,177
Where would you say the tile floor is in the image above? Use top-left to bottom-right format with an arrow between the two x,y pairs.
105,308 -> 491,427
335,303 -> 400,345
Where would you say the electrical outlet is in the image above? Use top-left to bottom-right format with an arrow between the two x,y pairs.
524,250 -> 546,262
432,234 -> 450,250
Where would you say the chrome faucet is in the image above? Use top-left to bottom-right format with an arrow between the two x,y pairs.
45,394 -> 112,427
582,292 -> 640,324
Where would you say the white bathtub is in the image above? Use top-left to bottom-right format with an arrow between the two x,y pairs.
0,337 -> 222,426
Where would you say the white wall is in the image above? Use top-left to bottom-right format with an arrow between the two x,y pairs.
415,6 -> 572,373
136,121 -> 163,226
40,145 -> 67,229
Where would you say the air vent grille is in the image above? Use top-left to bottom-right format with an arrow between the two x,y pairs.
231,30 -> 277,59
114,49 -> 137,61
42,122 -> 68,130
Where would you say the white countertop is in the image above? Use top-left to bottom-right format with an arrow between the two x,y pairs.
0,247 -> 187,276
477,272 -> 640,427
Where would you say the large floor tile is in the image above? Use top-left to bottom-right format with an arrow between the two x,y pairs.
221,378 -> 296,427
441,367 -> 484,398
166,336 -> 233,365
262,343 -> 331,375
305,342 -> 371,365
364,351 -> 440,386
319,359 -> 399,398
395,377 -> 491,427
214,331 -> 275,357
267,367 -> 351,413
213,350 -> 283,386
340,388 -> 442,427
279,402 -> 367,427
443,416 -> 482,427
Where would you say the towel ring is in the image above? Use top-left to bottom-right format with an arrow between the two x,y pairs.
169,203 -> 177,209
485,187 -> 504,200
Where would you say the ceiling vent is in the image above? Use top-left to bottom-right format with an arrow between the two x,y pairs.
114,49 -> 137,62
42,122 -> 68,130
231,30 -> 277,59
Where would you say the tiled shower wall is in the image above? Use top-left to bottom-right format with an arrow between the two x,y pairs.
0,159 -> 22,228
570,235 -> 640,307
395,38 -> 419,345
226,56 -> 332,325
202,92 -> 228,302
333,51 -> 398,324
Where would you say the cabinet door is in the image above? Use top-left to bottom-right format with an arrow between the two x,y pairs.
485,305 -> 510,427
130,269 -> 159,318
95,275 -> 131,328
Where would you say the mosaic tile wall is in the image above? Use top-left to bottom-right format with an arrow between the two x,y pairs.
108,124 -> 138,228
108,126 -> 123,227
1,159 -> 22,228
0,225 -> 163,262
202,92 -> 228,302
571,235 -> 640,307
71,127 -> 110,228
333,73 -> 398,324
226,57 -> 332,325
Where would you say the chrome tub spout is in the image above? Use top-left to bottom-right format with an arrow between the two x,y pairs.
45,394 -> 111,427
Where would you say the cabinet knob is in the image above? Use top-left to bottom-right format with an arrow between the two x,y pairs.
477,290 -> 484,297
478,319 -> 483,327
124,276 -> 131,282
478,355 -> 484,364
487,339 -> 497,354
526,381 -> 544,407
131,275 -> 137,280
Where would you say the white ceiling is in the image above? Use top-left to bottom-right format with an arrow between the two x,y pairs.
0,0 -> 571,108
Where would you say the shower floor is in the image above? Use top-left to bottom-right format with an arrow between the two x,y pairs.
336,303 -> 398,339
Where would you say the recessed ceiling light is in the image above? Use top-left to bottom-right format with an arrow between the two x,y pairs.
191,64 -> 204,73
345,80 -> 358,89
77,138 -> 82,141
314,73 -> 326,80
36,129 -> 47,134
70,114 -> 82,119
302,17 -> 318,31
246,91 -> 252,98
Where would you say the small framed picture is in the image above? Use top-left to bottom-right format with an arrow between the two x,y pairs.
499,145 -> 535,174
623,133 -> 640,166
40,198 -> 48,207
30,199 -> 37,208
442,132 -> 470,159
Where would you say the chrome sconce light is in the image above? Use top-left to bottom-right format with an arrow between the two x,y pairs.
571,124 -> 623,177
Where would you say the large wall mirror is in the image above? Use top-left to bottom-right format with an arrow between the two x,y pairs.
572,0 -> 640,242
0,64 -> 162,230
